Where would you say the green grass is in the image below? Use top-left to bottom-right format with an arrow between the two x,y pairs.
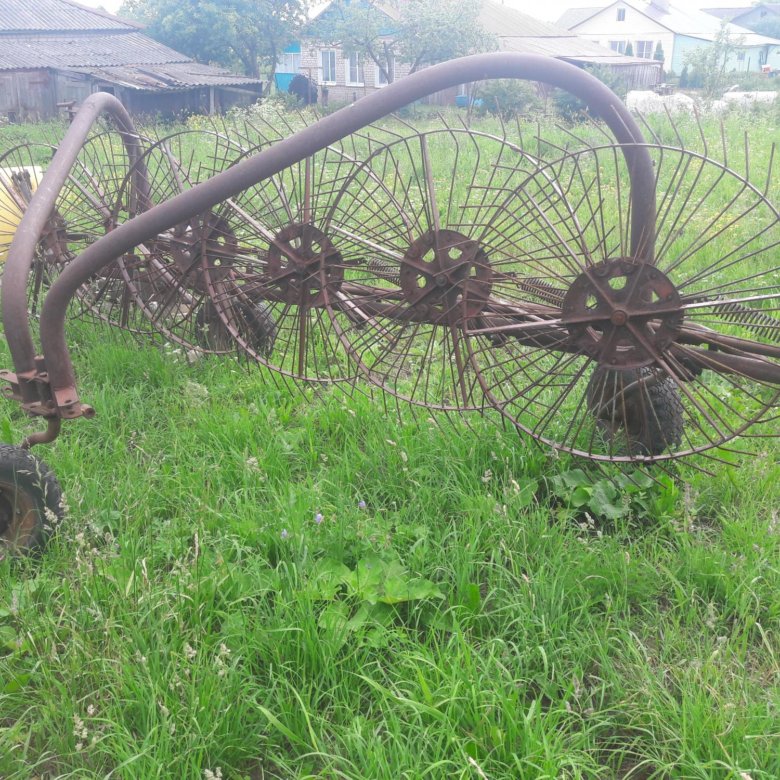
0,323 -> 778,779
1,107 -> 779,778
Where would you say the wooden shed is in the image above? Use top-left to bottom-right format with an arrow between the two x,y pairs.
0,0 -> 263,121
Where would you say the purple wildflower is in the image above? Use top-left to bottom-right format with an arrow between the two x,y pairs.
280,528 -> 289,540
358,500 -> 367,510
314,512 -> 324,525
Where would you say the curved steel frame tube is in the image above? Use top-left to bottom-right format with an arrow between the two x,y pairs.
5,53 -> 658,428
2,93 -> 149,398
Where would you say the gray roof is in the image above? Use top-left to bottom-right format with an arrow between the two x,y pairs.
560,0 -> 780,45
479,1 -> 658,66
479,1 -> 578,37
0,32 -> 188,70
0,0 -> 139,33
0,0 -> 261,91
67,62 -> 262,90
557,7 -> 602,29
703,4 -> 780,20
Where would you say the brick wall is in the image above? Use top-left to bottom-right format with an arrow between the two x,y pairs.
300,39 -> 411,106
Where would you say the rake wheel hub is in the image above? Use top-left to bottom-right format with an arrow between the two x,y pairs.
266,223 -> 343,306
561,259 -> 683,369
171,212 -> 238,291
399,229 -> 492,321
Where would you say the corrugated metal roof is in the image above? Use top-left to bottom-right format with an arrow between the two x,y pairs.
557,8 -> 602,29
702,7 -> 756,20
0,0 -> 138,33
0,0 -> 262,91
498,34 -> 661,66
703,3 -> 780,19
67,62 -> 263,90
480,1 -> 589,37
0,32 -> 191,70
479,2 -> 656,66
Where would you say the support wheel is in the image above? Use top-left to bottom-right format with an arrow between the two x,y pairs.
195,298 -> 278,356
0,445 -> 63,559
586,366 -> 684,456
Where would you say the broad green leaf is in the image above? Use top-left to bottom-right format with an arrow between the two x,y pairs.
590,480 -> 628,520
380,576 -> 443,604
570,485 -> 592,508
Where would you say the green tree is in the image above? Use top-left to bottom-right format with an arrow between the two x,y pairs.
310,0 -> 398,83
119,0 -> 307,83
683,22 -> 745,97
395,0 -> 497,73
310,0 -> 496,84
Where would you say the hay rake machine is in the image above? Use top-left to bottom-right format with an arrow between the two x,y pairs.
1,53 -> 778,557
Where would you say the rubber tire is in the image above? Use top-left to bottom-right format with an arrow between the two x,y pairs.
0,444 -> 63,558
586,366 -> 685,456
195,299 -> 278,356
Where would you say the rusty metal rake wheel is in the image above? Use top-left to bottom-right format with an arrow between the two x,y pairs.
99,129 -> 257,351
0,144 -> 51,313
4,57 -> 778,470
0,132 -> 146,324
197,140 -> 368,382
0,444 -> 63,559
322,125 -> 551,410
462,140 -> 780,462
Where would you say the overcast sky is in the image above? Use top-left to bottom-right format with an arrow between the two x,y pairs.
75,0 -> 756,26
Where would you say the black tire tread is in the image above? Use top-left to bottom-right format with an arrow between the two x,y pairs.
586,367 -> 685,456
0,444 -> 63,555
196,299 -> 278,356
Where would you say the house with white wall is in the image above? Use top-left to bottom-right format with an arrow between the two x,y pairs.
274,0 -> 409,104
275,0 -> 661,105
558,0 -> 780,75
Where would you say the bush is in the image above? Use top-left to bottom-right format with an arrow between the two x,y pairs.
552,64 -> 629,123
472,79 -> 542,120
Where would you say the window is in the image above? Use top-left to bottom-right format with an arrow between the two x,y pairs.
346,52 -> 364,85
636,40 -> 654,58
736,50 -> 746,62
278,51 -> 301,74
321,50 -> 336,83
616,7 -> 626,21
376,54 -> 394,86
609,40 -> 627,54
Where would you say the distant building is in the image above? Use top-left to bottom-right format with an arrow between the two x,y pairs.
276,0 -> 660,106
703,4 -> 780,31
558,0 -> 780,74
0,0 -> 263,121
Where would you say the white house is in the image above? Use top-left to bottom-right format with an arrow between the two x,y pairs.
558,0 -> 780,75
275,0 -> 661,105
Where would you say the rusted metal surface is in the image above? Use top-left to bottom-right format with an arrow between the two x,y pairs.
1,51 -> 778,465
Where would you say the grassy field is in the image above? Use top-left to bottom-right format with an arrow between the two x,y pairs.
0,106 -> 779,779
